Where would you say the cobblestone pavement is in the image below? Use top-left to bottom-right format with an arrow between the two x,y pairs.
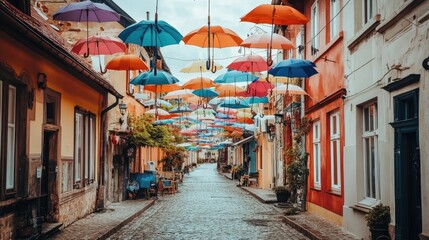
108,163 -> 309,240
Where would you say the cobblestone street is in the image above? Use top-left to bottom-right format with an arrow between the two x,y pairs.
108,164 -> 308,240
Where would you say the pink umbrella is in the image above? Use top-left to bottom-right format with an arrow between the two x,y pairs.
71,36 -> 126,55
227,55 -> 271,72
237,81 -> 274,97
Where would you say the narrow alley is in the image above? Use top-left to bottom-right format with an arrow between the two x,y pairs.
107,163 -> 307,240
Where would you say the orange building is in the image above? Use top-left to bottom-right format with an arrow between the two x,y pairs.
302,0 -> 346,225
0,0 -> 122,238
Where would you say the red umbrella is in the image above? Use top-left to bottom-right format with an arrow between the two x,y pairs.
71,36 -> 126,56
227,55 -> 271,72
237,81 -> 274,97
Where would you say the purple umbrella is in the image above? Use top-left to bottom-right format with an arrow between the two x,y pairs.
53,1 -> 120,57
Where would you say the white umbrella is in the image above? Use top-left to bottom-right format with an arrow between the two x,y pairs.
180,59 -> 223,73
145,108 -> 170,116
163,89 -> 196,100
270,84 -> 308,95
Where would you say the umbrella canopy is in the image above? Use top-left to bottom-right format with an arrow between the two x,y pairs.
182,77 -> 216,90
130,70 -> 180,85
192,88 -> 219,98
215,84 -> 245,97
180,60 -> 223,73
191,109 -> 217,116
258,74 -> 294,83
240,4 -> 308,25
184,96 -> 203,104
245,96 -> 269,104
142,99 -> 172,107
241,33 -> 295,50
237,81 -> 274,97
189,103 -> 213,110
214,70 -> 258,83
71,36 -> 126,55
163,89 -> 196,100
144,83 -> 181,93
105,54 -> 149,71
270,84 -> 308,95
153,119 -> 176,125
53,1 -> 120,22
182,25 -> 243,48
227,54 -> 271,72
219,97 -> 250,109
145,108 -> 170,116
118,20 -> 182,47
169,105 -> 193,114
268,59 -> 318,78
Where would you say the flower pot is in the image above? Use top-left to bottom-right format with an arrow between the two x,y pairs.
370,225 -> 390,240
276,191 -> 290,203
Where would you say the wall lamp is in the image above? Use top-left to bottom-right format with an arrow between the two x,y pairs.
274,113 -> 290,125
37,73 -> 47,89
267,123 -> 275,142
118,101 -> 127,125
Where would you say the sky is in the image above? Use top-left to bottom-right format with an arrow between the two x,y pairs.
115,0 -> 275,84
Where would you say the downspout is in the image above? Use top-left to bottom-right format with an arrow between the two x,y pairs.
301,75 -> 308,211
97,95 -> 121,209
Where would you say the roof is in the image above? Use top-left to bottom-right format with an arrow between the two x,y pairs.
0,0 -> 122,98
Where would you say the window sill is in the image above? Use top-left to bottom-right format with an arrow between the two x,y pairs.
347,14 -> 381,50
350,204 -> 371,214
310,187 -> 321,192
327,189 -> 342,196
60,184 -> 96,204
376,0 -> 424,33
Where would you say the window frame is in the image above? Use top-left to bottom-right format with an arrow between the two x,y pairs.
311,0 -> 319,54
329,111 -> 341,191
360,102 -> 380,206
313,120 -> 321,189
73,106 -> 96,189
363,0 -> 375,25
330,0 -> 340,39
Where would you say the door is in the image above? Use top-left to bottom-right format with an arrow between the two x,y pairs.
41,130 -> 58,222
392,89 -> 421,240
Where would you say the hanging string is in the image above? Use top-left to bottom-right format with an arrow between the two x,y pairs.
206,0 -> 211,71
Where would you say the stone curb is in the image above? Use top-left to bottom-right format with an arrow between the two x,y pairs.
280,215 -> 321,240
97,200 -> 155,240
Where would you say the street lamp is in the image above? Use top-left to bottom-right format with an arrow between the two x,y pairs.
118,101 -> 127,125
274,113 -> 288,125
267,123 -> 275,142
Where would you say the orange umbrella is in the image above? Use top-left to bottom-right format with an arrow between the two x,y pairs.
182,77 -> 216,90
240,4 -> 308,25
236,117 -> 254,124
184,96 -> 202,104
183,25 -> 243,72
105,54 -> 149,71
241,33 -> 294,50
144,84 -> 181,93
183,25 -> 243,48
215,84 -> 245,97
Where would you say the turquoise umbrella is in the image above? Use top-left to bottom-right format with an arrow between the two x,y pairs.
192,88 -> 219,98
214,70 -> 258,83
130,70 -> 180,85
169,105 -> 193,114
245,96 -> 269,104
268,59 -> 318,78
219,97 -> 250,109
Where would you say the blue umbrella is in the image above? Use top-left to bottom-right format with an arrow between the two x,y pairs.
268,59 -> 318,78
245,96 -> 269,104
219,97 -> 250,109
153,119 -> 176,125
192,88 -> 219,98
118,20 -> 182,47
214,70 -> 258,83
169,105 -> 193,114
130,70 -> 180,85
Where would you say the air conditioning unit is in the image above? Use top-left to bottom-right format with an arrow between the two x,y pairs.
146,161 -> 156,171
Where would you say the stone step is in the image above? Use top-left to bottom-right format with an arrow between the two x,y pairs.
40,222 -> 63,239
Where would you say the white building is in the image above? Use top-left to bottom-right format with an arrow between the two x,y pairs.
342,0 -> 428,239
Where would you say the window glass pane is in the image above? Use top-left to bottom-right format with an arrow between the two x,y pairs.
6,86 -> 16,189
333,140 -> 338,185
0,82 -> 2,164
75,113 -> 84,182
365,138 -> 370,197
364,107 -> 369,132
370,137 -> 376,198
315,144 -> 320,182
90,116 -> 95,180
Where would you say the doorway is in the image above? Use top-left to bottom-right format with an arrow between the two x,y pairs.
40,130 -> 58,222
392,89 -> 422,239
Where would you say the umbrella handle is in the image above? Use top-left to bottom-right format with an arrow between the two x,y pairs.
267,56 -> 273,67
206,59 -> 211,71
83,48 -> 90,58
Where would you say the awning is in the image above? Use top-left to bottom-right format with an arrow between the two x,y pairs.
232,136 -> 254,146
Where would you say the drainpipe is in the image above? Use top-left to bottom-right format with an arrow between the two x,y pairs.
97,95 -> 121,209
301,76 -> 308,211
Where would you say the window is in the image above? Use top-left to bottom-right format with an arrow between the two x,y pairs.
330,0 -> 340,39
362,102 -> 379,203
311,1 -> 319,55
313,120 -> 321,188
6,86 -> 16,190
330,111 -> 341,191
363,0 -> 375,24
74,107 -> 96,188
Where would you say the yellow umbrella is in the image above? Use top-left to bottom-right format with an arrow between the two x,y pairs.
180,60 -> 223,73
215,84 -> 245,97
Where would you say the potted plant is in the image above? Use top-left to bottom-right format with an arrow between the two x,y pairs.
365,203 -> 391,240
274,186 -> 291,203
